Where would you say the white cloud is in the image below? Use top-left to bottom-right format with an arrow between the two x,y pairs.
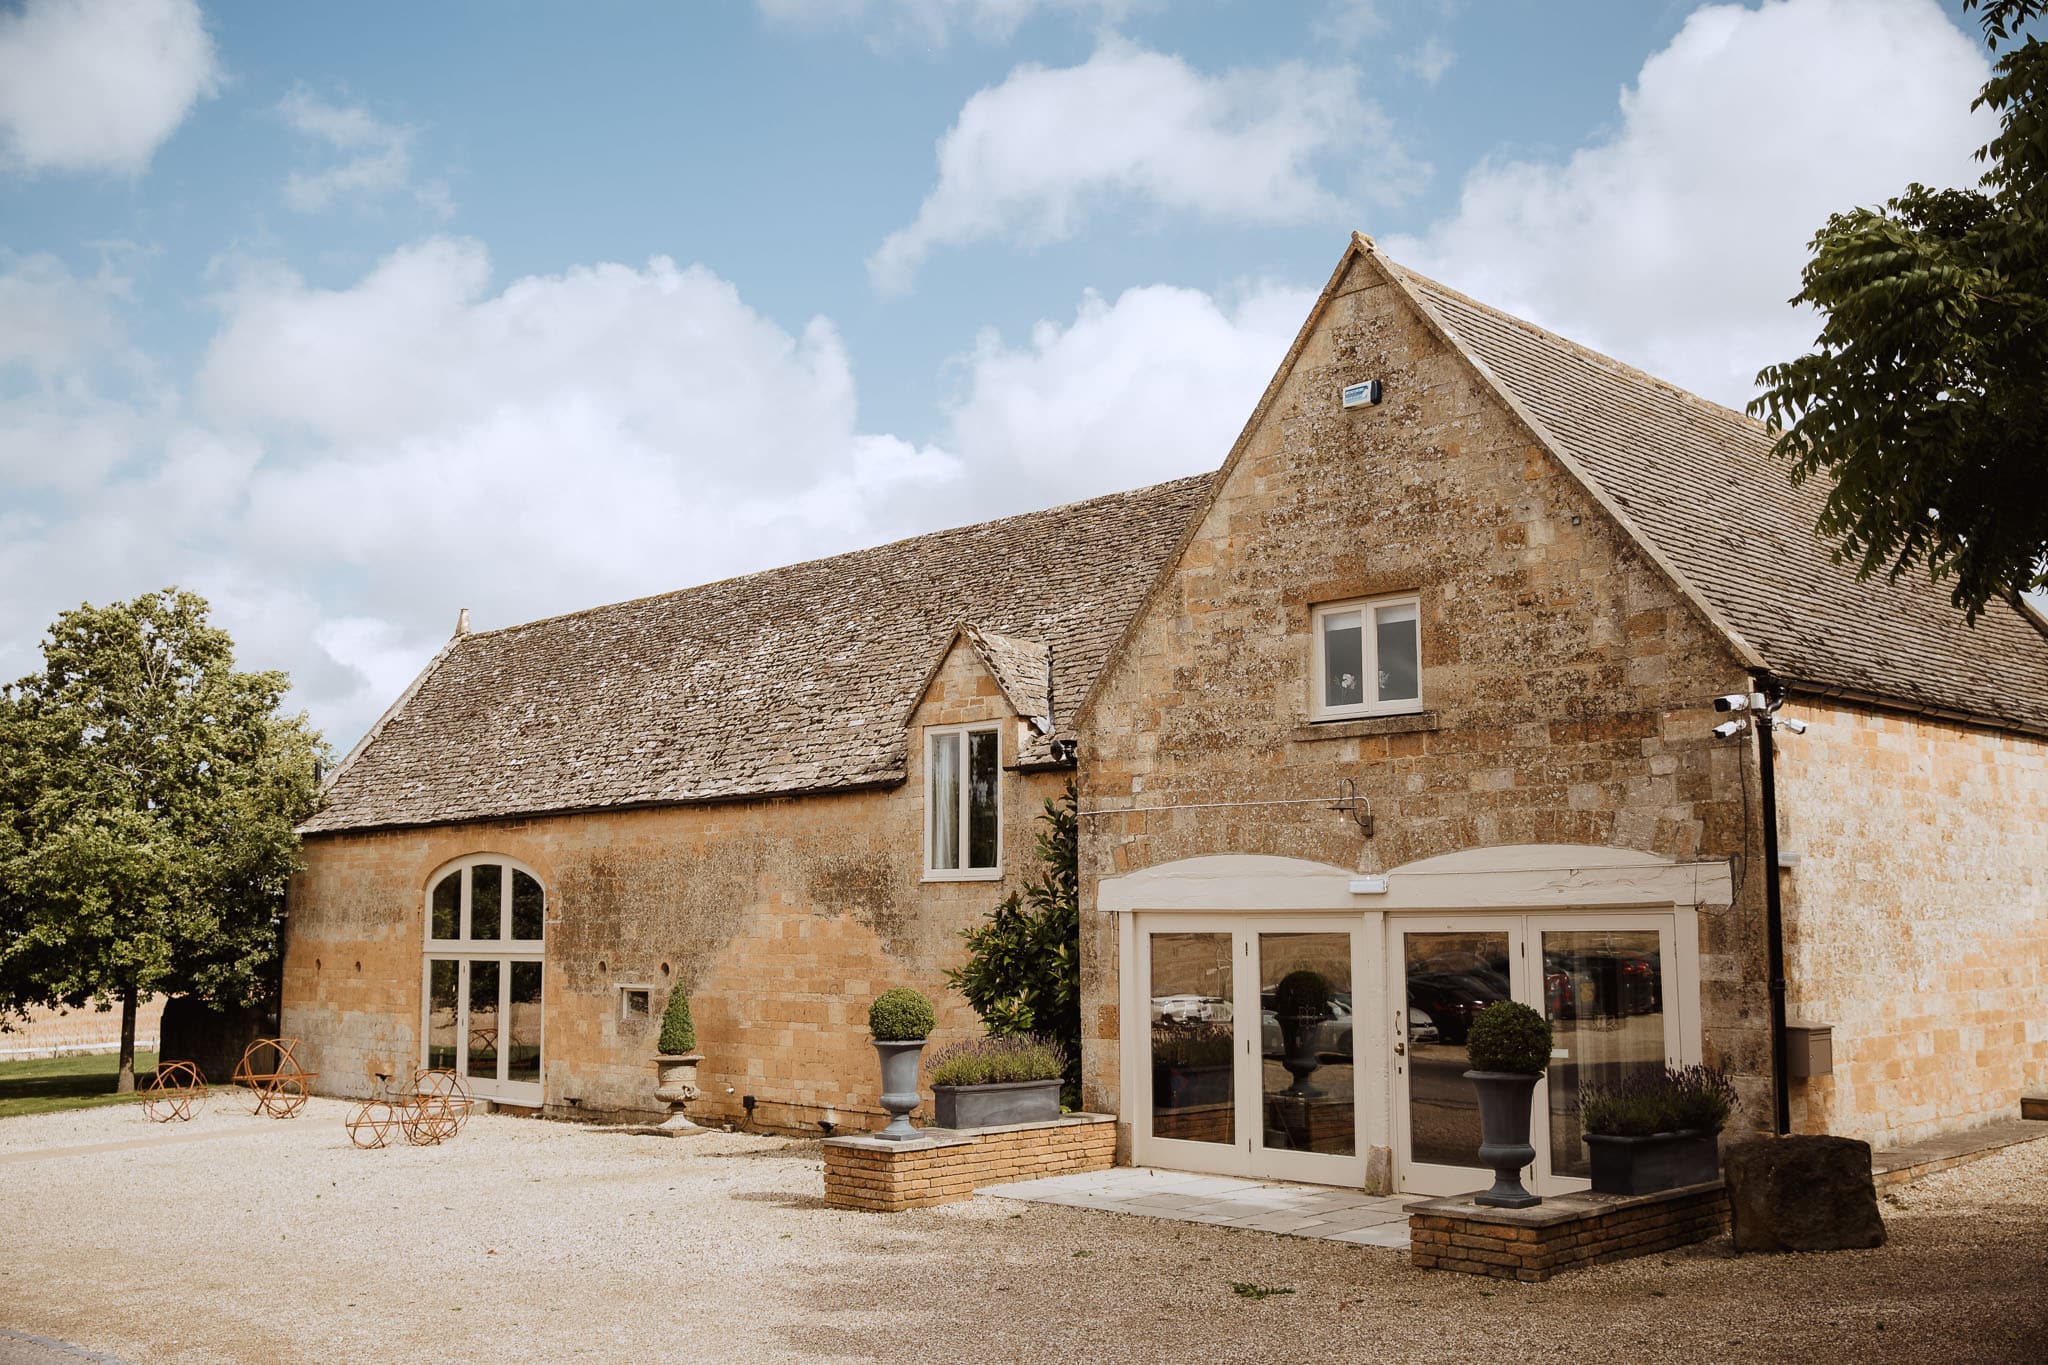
1386,0 -> 1992,406
0,0 -> 219,176
278,87 -> 451,216
0,252 -> 169,491
0,241 -> 961,748
941,280 -> 1311,509
1401,36 -> 1454,86
756,0 -> 1152,46
870,40 -> 1416,290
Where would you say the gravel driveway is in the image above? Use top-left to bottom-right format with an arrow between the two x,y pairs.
1,1099 -> 2043,1363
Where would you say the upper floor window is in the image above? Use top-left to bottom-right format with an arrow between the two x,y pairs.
927,723 -> 1001,879
1312,595 -> 1422,720
428,858 -> 545,944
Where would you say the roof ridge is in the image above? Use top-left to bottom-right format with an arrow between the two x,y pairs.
461,472 -> 1215,644
1384,259 -> 1781,441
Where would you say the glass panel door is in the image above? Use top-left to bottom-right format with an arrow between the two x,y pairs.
1393,924 -> 1519,1196
1540,926 -> 1675,1184
1141,929 -> 1241,1168
1252,929 -> 1362,1184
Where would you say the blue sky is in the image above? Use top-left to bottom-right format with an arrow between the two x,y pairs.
0,0 -> 2002,750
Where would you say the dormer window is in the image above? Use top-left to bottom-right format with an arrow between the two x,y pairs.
926,722 -> 1001,879
1312,595 -> 1422,719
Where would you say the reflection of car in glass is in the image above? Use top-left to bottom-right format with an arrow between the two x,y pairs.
1259,989 -> 1354,1060
1151,994 -> 1231,1025
1406,972 -> 1505,1044
1408,1006 -> 1439,1045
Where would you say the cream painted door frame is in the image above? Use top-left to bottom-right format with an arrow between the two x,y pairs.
1130,912 -> 1381,1186
1389,910 -> 1691,1198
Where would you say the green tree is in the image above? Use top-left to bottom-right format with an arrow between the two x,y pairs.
1752,0 -> 2048,622
946,779 -> 1080,1098
0,590 -> 323,1092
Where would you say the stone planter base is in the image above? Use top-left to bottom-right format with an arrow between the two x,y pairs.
1408,1180 -> 1728,1282
823,1113 -> 1114,1213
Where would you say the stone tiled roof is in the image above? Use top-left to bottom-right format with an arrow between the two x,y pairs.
964,627 -> 1052,730
304,476 -> 1214,833
1388,257 -> 2048,736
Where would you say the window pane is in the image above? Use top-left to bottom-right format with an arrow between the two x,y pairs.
1321,610 -> 1364,709
1149,932 -> 1234,1146
427,959 -> 459,1070
967,729 -> 999,870
511,870 -> 544,941
1405,931 -> 1512,1169
1375,602 -> 1420,703
470,864 -> 502,941
508,961 -> 543,1086
467,960 -> 500,1081
430,874 -> 460,940
1260,932 -> 1354,1155
1545,929 -> 1665,1178
929,733 -> 961,870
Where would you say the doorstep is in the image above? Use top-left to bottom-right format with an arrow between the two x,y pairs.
976,1166 -> 1413,1249
1870,1114 -> 2048,1189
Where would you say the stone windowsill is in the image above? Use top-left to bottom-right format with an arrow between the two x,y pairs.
1291,710 -> 1441,743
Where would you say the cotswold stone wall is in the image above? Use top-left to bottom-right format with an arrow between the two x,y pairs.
1075,252 -> 1766,1129
283,637 -> 1066,1129
1775,698 -> 2048,1148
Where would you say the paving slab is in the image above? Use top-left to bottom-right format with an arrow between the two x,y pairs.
975,1166 -> 1411,1250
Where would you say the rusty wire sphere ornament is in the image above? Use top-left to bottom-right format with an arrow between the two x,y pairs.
141,1060 -> 208,1122
345,1099 -> 403,1149
232,1037 -> 318,1118
403,1067 -> 475,1144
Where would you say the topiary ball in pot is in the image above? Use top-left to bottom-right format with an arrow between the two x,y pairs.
1466,1000 -> 1552,1076
868,987 -> 936,1041
658,989 -> 697,1056
1464,1000 -> 1553,1209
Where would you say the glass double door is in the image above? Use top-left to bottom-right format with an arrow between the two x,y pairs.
1392,914 -> 1678,1196
424,955 -> 544,1104
1137,917 -> 1364,1186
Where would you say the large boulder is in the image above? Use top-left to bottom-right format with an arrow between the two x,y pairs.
1724,1135 -> 1886,1252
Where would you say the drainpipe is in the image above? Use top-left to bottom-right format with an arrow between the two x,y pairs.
1754,678 -> 1792,1137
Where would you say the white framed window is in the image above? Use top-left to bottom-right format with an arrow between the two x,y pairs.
1311,594 -> 1423,720
423,854 -> 545,1103
925,722 -> 1002,880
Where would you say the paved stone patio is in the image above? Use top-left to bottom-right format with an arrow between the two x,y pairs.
977,1166 -> 1414,1247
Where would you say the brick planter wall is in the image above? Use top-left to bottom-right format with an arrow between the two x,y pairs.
823,1114 -> 1116,1212
1408,1181 -> 1729,1282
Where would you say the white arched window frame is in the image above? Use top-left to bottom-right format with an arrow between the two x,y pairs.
422,854 -> 546,1105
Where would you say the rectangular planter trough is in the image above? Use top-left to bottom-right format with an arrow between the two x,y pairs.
932,1078 -> 1062,1129
1587,1131 -> 1720,1195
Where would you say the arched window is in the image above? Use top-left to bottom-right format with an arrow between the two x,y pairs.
423,857 -> 544,1103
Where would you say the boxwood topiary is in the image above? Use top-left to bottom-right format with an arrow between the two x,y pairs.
1275,969 -> 1333,1019
868,987 -> 936,1041
1466,1000 -> 1552,1075
658,989 -> 696,1055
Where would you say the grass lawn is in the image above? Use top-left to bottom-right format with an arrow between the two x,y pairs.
0,1050 -> 159,1119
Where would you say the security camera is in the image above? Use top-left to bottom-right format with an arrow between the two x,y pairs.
1778,717 -> 1808,735
1712,719 -> 1748,738
1713,694 -> 1751,713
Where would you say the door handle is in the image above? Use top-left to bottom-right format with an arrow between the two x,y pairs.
1393,1042 -> 1405,1056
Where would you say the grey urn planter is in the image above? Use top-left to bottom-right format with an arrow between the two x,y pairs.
872,1038 -> 927,1141
1466,1069 -> 1542,1209
1587,1131 -> 1720,1195
932,1078 -> 1061,1129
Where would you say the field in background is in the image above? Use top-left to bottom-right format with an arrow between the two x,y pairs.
0,1050 -> 161,1119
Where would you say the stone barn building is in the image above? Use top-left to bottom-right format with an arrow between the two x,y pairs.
286,234 -> 2047,1199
